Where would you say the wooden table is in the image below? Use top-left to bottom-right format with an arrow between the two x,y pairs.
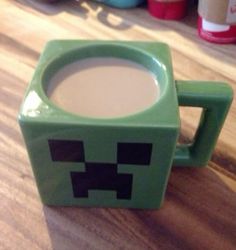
1,1 -> 236,249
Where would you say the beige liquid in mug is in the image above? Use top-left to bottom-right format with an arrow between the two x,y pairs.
47,57 -> 160,118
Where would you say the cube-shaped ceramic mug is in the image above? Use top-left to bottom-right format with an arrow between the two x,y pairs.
19,40 -> 233,209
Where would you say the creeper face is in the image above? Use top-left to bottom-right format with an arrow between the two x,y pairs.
48,140 -> 152,200
19,40 -> 180,209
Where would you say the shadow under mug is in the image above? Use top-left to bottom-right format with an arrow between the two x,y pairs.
18,40 -> 233,209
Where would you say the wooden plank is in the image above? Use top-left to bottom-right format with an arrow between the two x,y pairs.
0,1 -> 235,249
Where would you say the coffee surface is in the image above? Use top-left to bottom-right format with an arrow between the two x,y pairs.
47,57 -> 159,118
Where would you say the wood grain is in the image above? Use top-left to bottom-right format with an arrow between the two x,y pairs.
0,1 -> 235,249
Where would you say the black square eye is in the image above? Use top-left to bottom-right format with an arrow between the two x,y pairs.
48,139 -> 84,162
117,143 -> 152,165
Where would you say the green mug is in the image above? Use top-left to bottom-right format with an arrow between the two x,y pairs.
18,40 -> 233,209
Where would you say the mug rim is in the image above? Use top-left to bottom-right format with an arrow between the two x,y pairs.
19,40 -> 179,128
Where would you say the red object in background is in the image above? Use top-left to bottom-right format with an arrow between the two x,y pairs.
198,16 -> 236,44
148,0 -> 187,20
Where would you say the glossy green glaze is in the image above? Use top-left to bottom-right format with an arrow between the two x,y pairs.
18,40 -> 233,209
174,80 -> 233,167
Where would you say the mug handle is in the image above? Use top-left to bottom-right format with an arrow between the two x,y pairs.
173,80 -> 233,167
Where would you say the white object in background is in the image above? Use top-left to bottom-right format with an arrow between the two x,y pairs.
202,19 -> 230,32
226,0 -> 236,23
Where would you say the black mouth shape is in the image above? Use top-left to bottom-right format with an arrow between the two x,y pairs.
71,163 -> 133,199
